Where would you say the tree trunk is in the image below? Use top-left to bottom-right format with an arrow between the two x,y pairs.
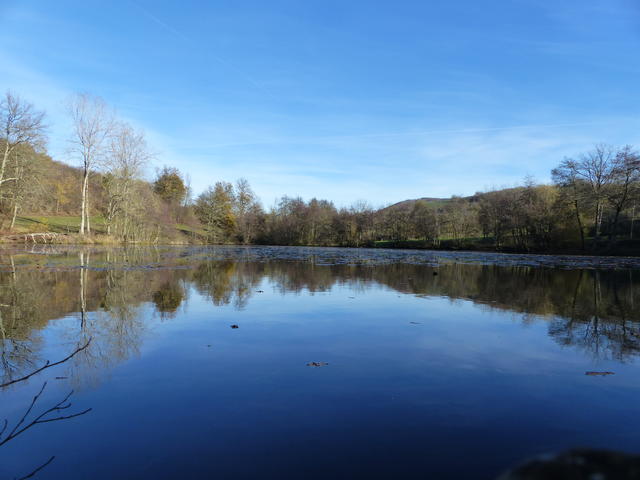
573,199 -> 585,251
594,201 -> 602,240
80,168 -> 88,235
10,202 -> 17,230
0,141 -> 10,199
79,251 -> 86,329
609,206 -> 623,247
86,183 -> 91,234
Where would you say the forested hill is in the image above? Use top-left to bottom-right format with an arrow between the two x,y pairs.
5,142 -> 640,256
0,142 -> 203,243
381,197 -> 453,212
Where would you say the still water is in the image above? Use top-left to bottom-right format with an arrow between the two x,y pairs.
1,246 -> 639,479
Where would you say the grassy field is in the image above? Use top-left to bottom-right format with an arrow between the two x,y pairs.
14,216 -> 108,234
175,223 -> 208,237
9,216 -> 212,244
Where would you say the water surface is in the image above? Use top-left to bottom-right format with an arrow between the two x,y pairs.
1,246 -> 639,479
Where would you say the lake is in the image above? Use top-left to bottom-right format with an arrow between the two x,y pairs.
1,245 -> 639,479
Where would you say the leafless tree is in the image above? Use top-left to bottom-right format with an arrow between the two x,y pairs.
606,146 -> 640,244
0,91 -> 47,209
552,159 -> 588,250
67,94 -> 114,235
234,178 -> 259,244
573,145 -> 617,239
104,122 -> 152,237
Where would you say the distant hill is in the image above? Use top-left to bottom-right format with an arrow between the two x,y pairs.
381,196 -> 454,212
383,189 -> 528,213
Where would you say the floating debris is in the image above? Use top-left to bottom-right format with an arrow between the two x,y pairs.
54,376 -> 68,380
307,361 -> 329,367
256,290 -> 264,293
585,371 -> 615,376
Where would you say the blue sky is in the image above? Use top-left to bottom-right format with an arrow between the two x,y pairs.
1,0 -> 639,207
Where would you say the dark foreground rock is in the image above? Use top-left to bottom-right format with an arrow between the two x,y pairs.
497,449 -> 640,479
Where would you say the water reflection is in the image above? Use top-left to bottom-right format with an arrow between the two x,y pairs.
0,248 -> 638,387
1,340 -> 93,479
152,280 -> 185,318
0,246 -> 639,479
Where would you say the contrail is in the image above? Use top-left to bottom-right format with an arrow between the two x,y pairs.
200,121 -> 611,149
323,121 -> 608,140
131,2 -> 190,42
130,1 -> 277,100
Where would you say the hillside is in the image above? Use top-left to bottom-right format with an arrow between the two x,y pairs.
0,143 -> 205,244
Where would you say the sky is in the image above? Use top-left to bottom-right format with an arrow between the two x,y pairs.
1,0 -> 640,207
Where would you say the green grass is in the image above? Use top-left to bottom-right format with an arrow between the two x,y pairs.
175,223 -> 207,236
15,216 -> 107,234
374,236 -> 490,250
14,216 -> 205,241
374,239 -> 429,248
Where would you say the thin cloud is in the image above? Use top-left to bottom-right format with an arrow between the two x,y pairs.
130,1 -> 278,100
200,121 -> 610,149
131,2 -> 190,43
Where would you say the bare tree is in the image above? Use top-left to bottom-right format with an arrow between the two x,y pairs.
183,172 -> 193,207
104,122 -> 152,238
552,159 -> 587,250
606,146 -> 640,244
551,146 -> 617,247
67,94 -> 114,235
234,178 -> 259,244
0,91 -> 46,208
582,145 -> 618,239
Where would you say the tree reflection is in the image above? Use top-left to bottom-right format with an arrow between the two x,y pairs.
0,251 -> 638,386
1,340 -> 92,479
192,260 -> 261,309
152,280 -> 185,319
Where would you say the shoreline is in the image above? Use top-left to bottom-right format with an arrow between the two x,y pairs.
1,238 -> 640,263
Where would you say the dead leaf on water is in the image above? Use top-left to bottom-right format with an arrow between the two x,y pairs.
307,362 -> 329,367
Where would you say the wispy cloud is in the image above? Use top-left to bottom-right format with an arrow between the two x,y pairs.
130,1 -> 277,100
130,2 -> 190,42
195,121 -> 611,149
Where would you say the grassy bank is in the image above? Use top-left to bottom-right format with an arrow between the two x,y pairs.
4,216 -> 640,256
1,215 -> 203,244
373,237 -> 640,256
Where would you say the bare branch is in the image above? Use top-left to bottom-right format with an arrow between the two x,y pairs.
0,382 -> 92,447
0,338 -> 92,388
16,456 -> 55,480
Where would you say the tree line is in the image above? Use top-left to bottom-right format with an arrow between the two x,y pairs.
1,90 -> 639,252
187,149 -> 639,254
